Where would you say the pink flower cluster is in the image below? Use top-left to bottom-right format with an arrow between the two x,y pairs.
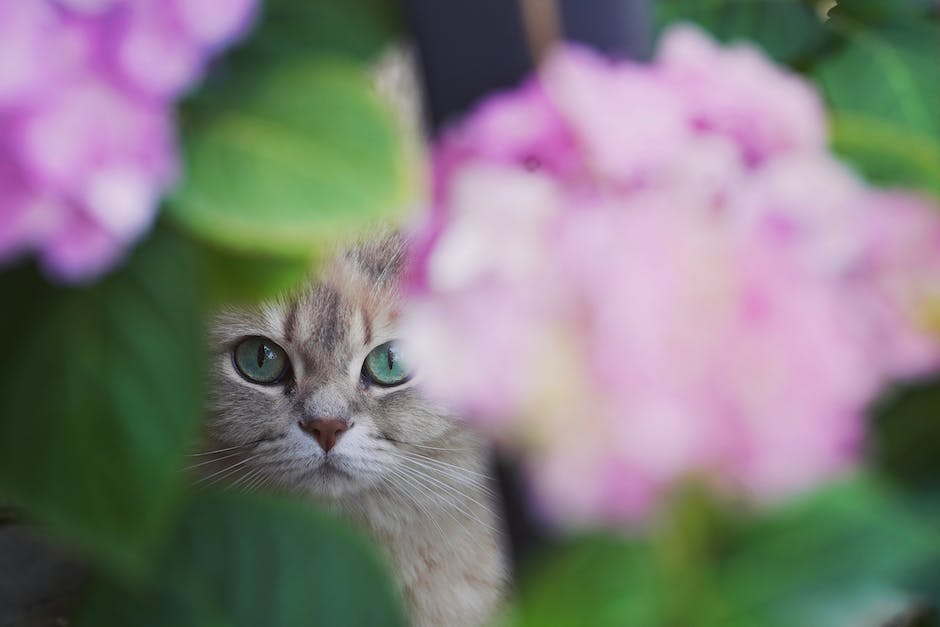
0,0 -> 256,281
405,26 -> 940,526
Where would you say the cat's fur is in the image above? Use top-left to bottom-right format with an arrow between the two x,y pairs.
204,234 -> 508,626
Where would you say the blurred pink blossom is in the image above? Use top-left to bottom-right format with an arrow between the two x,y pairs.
657,25 -> 827,164
0,0 -> 257,281
852,193 -> 940,377
405,26 -> 940,526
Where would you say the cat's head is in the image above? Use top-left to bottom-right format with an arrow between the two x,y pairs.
205,234 -> 476,499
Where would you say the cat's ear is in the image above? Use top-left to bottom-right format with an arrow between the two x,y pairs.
325,231 -> 406,312
349,230 -> 407,284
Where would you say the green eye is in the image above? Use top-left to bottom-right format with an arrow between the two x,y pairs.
363,340 -> 411,387
233,336 -> 290,385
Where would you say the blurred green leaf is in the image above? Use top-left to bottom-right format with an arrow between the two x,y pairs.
231,0 -> 401,65
170,58 -> 416,257
872,377 -> 940,498
512,535 -> 666,627
515,478 -> 940,627
827,0 -> 938,25
713,477 -> 939,627
195,239 -> 314,305
0,226 -> 203,575
76,492 -> 407,627
815,16 -> 940,193
655,0 -> 832,65
829,112 -> 940,195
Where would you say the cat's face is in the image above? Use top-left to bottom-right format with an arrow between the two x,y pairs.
205,235 -> 470,499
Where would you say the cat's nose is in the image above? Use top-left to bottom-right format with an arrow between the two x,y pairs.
298,417 -> 349,453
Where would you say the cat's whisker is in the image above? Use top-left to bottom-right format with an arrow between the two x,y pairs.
195,455 -> 259,487
401,465 -> 496,502
398,473 -> 494,540
227,467 -> 264,492
384,466 -> 475,540
185,442 -> 257,457
393,441 -> 476,453
379,475 -> 448,544
385,465 -> 447,508
398,450 -> 494,482
395,452 -> 496,496
401,466 -> 499,531
244,471 -> 270,493
385,465 -> 443,506
183,450 -> 244,471
392,463 -> 499,536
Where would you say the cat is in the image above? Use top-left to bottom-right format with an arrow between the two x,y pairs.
202,233 -> 508,627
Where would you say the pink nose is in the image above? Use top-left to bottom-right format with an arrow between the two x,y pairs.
298,418 -> 349,453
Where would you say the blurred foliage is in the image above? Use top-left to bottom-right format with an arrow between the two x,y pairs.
0,0 -> 411,624
0,225 -> 203,576
171,59 -> 415,258
827,0 -> 939,23
2,0 -> 939,625
872,378 -> 940,499
654,0 -> 835,66
77,492 -> 406,627
816,7 -> 940,195
814,9 -> 940,605
557,4 -> 940,624
655,0 -> 940,197
197,241 -> 315,306
171,0 -> 415,301
514,478 -> 940,627
229,0 -> 401,64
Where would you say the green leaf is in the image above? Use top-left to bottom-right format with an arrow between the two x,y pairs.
872,377 -> 940,497
819,20 -> 939,136
815,17 -> 940,193
712,478 -> 940,627
655,0 -> 832,65
512,536 -> 666,627
231,0 -> 401,65
827,0 -> 937,25
195,239 -> 315,305
514,478 -> 940,627
829,112 -> 940,195
76,492 -> 407,627
0,226 -> 203,575
170,58 -> 417,257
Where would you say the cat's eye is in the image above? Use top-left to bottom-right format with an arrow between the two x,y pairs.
362,340 -> 412,387
233,336 -> 290,385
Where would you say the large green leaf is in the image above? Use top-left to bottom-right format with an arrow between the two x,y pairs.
170,58 -> 416,257
815,16 -> 940,194
712,478 -> 939,627
514,478 -> 940,627
0,226 -> 203,575
230,0 -> 401,65
827,0 -> 937,25
655,0 -> 832,65
76,492 -> 407,627
195,239 -> 315,306
872,377 -> 940,499
828,112 -> 940,195
512,536 -> 665,627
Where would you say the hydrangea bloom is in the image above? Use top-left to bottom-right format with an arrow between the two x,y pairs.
405,26 -> 940,526
0,0 -> 256,281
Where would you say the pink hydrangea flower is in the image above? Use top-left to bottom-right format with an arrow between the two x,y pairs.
405,26 -> 940,526
657,25 -> 827,164
852,193 -> 940,377
0,0 -> 257,282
